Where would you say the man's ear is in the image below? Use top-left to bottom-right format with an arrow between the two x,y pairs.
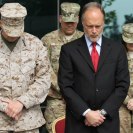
77,16 -> 79,23
59,15 -> 62,23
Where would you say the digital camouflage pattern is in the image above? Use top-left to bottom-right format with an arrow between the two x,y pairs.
122,23 -> 133,44
0,128 -> 39,133
0,3 -> 27,37
119,105 -> 131,133
0,101 -> 8,112
41,29 -> 83,133
120,23 -> 133,133
0,32 -> 51,131
119,53 -> 133,133
61,2 -> 80,23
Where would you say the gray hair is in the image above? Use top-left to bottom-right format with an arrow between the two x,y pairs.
81,2 -> 105,21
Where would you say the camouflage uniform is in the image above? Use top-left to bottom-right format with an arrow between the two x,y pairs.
0,3 -> 51,133
41,29 -> 83,133
0,129 -> 39,133
119,53 -> 132,133
120,23 -> 133,133
0,32 -> 51,131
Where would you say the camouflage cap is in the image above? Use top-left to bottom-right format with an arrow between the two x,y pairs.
61,2 -> 80,23
122,23 -> 133,43
0,3 -> 27,37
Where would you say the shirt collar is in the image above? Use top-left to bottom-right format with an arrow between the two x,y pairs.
85,35 -> 102,47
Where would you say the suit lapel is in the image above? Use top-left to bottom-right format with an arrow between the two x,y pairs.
76,36 -> 112,72
97,36 -> 112,72
77,36 -> 94,71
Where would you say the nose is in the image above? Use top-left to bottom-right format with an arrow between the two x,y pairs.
92,26 -> 97,33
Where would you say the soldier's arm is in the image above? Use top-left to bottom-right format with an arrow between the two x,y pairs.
123,87 -> 133,105
17,41 -> 51,109
41,35 -> 51,58
50,68 -> 60,92
41,35 -> 60,93
123,95 -> 130,105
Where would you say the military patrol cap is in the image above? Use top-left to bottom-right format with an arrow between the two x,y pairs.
61,2 -> 80,23
122,23 -> 133,43
0,3 -> 27,37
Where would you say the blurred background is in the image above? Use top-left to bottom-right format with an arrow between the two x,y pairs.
0,0 -> 132,40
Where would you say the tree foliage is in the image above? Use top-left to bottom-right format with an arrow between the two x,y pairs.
102,0 -> 120,39
124,14 -> 133,23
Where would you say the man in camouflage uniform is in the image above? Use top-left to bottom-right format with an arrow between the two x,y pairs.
0,3 -> 51,133
120,23 -> 133,133
41,2 -> 83,133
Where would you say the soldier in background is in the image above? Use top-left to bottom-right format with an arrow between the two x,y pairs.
41,2 -> 83,133
0,3 -> 51,133
120,23 -> 133,133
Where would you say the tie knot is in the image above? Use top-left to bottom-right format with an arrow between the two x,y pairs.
92,42 -> 96,47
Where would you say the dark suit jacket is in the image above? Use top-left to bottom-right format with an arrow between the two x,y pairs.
58,35 -> 130,133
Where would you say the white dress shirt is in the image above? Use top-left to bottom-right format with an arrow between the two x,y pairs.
83,35 -> 102,116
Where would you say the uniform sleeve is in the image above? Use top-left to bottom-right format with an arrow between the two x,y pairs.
50,68 -> 60,92
17,42 -> 51,109
123,86 -> 133,105
41,35 -> 51,57
41,35 -> 60,93
123,95 -> 130,105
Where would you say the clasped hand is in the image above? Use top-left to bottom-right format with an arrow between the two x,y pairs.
1,99 -> 23,120
84,110 -> 106,127
127,98 -> 133,111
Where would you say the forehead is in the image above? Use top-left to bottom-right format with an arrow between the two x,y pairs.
61,20 -> 77,25
83,8 -> 104,23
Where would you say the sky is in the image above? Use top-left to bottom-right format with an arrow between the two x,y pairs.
103,0 -> 133,31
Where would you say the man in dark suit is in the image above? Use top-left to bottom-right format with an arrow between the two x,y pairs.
58,2 -> 130,133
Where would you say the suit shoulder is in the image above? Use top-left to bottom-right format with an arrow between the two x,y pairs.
103,36 -> 126,56
62,36 -> 83,49
103,36 -> 123,48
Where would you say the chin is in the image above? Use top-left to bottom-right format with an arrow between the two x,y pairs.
90,36 -> 100,42
66,31 -> 74,35
7,37 -> 19,42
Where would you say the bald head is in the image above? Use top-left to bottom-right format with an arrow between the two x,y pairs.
81,2 -> 105,42
81,2 -> 105,21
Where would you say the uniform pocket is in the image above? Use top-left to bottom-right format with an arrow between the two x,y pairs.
21,61 -> 36,85
21,61 -> 35,74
